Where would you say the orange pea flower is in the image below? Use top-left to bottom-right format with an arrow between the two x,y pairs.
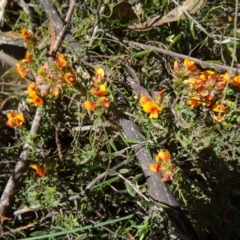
156,150 -> 171,162
149,163 -> 161,174
212,102 -> 227,113
93,67 -> 105,82
27,83 -> 43,107
95,67 -> 104,78
16,63 -> 27,78
149,149 -> 173,182
6,112 -> 25,127
232,75 -> 240,87
27,83 -> 37,97
216,72 -> 230,89
15,114 -> 25,126
56,53 -> 67,67
199,70 -> 217,81
188,96 -> 200,108
183,76 -> 202,88
64,73 -> 76,84
22,51 -> 32,63
6,112 -> 24,127
84,101 -> 98,111
21,28 -> 32,39
30,164 -> 46,178
184,58 -> 197,72
99,96 -> 110,108
143,101 -> 163,119
219,72 -> 231,82
90,84 -> 107,97
27,95 -> 43,107
139,94 -> 152,107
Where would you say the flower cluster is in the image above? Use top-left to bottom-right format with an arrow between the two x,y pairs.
139,94 -> 163,119
16,28 -> 36,78
149,150 -> 174,182
17,28 -> 77,101
6,111 -> 25,128
84,67 -> 110,111
56,54 -> 77,86
36,53 -> 77,97
29,164 -> 46,178
173,59 -> 240,122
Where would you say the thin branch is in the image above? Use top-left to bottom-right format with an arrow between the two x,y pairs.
0,108 -> 43,216
51,0 -> 76,53
124,39 -> 239,74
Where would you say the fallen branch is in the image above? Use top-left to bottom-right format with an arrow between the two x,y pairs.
0,108 -> 42,215
124,40 -> 239,74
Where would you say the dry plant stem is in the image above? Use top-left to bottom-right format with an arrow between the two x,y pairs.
51,0 -> 76,53
1,222 -> 37,236
124,39 -> 239,74
18,0 -> 35,32
55,122 -> 63,161
171,0 -> 210,38
1,211 -> 55,236
64,0 -> 76,22
104,33 -> 239,74
0,0 -> 7,25
39,0 -> 63,36
18,0 -> 31,16
14,205 -> 41,216
0,32 -> 24,46
0,51 -> 17,67
0,108 -> 43,216
39,0 -> 80,55
220,0 -> 239,107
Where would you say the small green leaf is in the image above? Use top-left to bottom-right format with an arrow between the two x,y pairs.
30,231 -> 48,237
190,20 -> 196,38
135,50 -> 152,57
109,140 -> 117,152
75,234 -> 87,240
220,38 -> 231,44
109,169 -> 117,175
140,200 -> 154,207
119,168 -> 129,174
168,33 -> 182,49
125,182 -> 136,197
132,173 -> 143,182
